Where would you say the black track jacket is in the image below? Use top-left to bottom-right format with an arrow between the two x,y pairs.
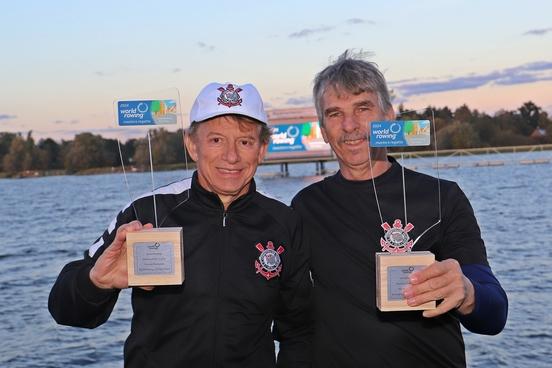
49,172 -> 312,367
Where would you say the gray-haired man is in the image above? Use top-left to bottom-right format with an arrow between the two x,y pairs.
292,51 -> 507,367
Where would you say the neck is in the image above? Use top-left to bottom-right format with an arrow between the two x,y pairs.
218,193 -> 240,210
196,173 -> 251,210
216,183 -> 251,210
340,150 -> 392,181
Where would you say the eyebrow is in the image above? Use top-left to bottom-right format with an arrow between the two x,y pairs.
205,131 -> 257,140
324,99 -> 376,115
354,100 -> 376,108
324,107 -> 341,116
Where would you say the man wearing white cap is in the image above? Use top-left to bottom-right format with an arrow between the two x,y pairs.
49,82 -> 312,367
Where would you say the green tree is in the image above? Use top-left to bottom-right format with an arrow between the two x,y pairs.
473,115 -> 498,146
518,101 -> 541,133
454,104 -> 473,123
133,129 -> 185,167
2,134 -> 26,173
0,132 -> 17,171
22,131 -> 39,171
436,122 -> 480,149
102,138 -> 121,167
37,138 -> 61,170
64,133 -> 106,171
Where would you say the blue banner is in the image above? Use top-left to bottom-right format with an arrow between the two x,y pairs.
269,124 -> 306,153
117,100 -> 177,126
370,120 -> 431,147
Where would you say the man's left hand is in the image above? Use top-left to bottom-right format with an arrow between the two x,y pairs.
403,259 -> 475,318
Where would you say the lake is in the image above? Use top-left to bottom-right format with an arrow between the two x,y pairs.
1,150 -> 551,367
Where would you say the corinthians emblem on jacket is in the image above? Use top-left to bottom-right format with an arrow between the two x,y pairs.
217,83 -> 243,107
255,241 -> 285,280
380,219 -> 414,253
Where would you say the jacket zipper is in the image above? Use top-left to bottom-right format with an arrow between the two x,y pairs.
213,210 -> 228,366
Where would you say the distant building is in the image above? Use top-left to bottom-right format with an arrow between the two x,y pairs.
265,107 -> 333,161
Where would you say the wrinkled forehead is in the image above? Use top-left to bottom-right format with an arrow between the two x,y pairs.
322,84 -> 378,107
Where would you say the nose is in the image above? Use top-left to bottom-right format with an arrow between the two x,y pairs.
223,141 -> 240,163
342,114 -> 361,133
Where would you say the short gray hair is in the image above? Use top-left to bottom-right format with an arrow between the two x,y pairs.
187,114 -> 272,144
313,50 -> 392,126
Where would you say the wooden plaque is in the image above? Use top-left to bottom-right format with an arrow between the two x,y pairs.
376,251 -> 436,312
126,227 -> 184,286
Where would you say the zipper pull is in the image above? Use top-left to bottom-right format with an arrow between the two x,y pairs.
222,212 -> 227,227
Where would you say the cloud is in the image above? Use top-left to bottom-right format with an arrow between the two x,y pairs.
94,71 -> 106,77
345,18 -> 375,25
285,96 -> 313,106
0,114 -> 17,120
289,25 -> 334,39
196,42 -> 215,51
289,18 -> 374,39
172,68 -> 182,73
52,119 -> 80,125
390,61 -> 552,98
523,27 -> 552,36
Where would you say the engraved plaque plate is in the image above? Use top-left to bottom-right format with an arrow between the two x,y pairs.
133,241 -> 174,276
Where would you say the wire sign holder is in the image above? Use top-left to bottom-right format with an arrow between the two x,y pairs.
368,112 -> 442,311
114,89 -> 185,286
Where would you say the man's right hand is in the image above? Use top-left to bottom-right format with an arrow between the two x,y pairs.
89,221 -> 153,290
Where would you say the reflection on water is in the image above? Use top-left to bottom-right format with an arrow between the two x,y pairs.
1,151 -> 551,367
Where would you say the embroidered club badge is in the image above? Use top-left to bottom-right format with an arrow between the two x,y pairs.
380,219 -> 414,253
255,241 -> 284,280
217,83 -> 243,107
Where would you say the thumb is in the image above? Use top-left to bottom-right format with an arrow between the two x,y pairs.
142,223 -> 154,230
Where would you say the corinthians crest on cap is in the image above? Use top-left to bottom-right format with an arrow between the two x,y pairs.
217,83 -> 243,108
254,241 -> 284,280
380,219 -> 414,253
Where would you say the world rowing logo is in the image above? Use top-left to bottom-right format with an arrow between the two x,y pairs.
254,241 -> 284,280
217,83 -> 243,107
380,219 -> 414,253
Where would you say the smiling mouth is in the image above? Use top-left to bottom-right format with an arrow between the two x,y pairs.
218,168 -> 242,174
343,137 -> 367,145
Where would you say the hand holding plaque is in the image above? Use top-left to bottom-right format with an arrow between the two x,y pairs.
90,221 -> 154,290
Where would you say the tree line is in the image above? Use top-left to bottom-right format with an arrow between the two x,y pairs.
0,129 -> 188,176
0,101 -> 550,176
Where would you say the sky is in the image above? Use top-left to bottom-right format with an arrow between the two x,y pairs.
0,0 -> 551,141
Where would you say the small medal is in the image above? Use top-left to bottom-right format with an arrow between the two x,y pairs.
380,219 -> 414,253
254,241 -> 285,280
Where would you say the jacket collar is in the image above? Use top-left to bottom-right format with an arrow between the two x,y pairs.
191,170 -> 257,211
333,156 -> 401,187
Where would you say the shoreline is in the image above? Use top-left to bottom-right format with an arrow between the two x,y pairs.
0,163 -> 197,179
2,143 -> 551,179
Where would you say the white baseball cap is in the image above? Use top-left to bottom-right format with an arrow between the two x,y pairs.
189,82 -> 268,125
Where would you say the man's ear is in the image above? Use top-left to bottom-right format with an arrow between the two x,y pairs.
184,133 -> 199,162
